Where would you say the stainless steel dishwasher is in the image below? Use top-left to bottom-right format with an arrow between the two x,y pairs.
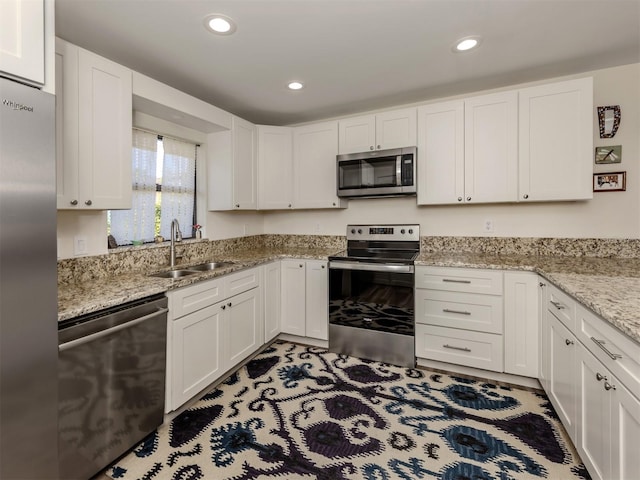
58,294 -> 168,480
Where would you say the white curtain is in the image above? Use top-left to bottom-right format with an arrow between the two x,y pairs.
159,137 -> 197,240
110,129 -> 158,245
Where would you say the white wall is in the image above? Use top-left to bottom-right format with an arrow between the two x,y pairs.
264,63 -> 640,239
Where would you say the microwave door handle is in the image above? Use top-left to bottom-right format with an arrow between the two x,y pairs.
396,155 -> 402,185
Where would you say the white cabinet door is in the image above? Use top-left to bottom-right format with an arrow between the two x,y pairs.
504,272 -> 539,378
548,312 -> 578,438
258,125 -> 293,209
417,100 -> 464,205
263,262 -> 281,342
338,114 -> 376,154
305,260 -> 328,340
281,260 -> 306,336
0,0 -> 44,86
577,343 -> 611,480
233,116 -> 258,209
171,304 -> 224,410
293,121 -> 345,209
226,287 -> 263,366
464,91 -> 518,203
375,107 -> 417,151
611,380 -> 640,480
56,39 -> 132,210
338,108 -> 417,154
519,77 -> 593,201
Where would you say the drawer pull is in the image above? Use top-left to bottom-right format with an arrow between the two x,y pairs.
442,279 -> 472,284
604,381 -> 617,391
443,344 -> 471,353
596,372 -> 606,382
591,337 -> 622,360
443,308 -> 471,316
565,338 -> 574,346
550,300 -> 565,310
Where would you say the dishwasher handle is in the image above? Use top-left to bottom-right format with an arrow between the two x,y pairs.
59,307 -> 168,352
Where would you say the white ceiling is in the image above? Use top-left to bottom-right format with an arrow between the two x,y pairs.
55,0 -> 640,126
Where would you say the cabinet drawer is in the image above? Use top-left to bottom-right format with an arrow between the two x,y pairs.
415,324 -> 503,372
224,267 -> 260,297
168,277 -> 225,319
415,266 -> 503,295
546,283 -> 576,330
576,303 -> 640,400
416,290 -> 503,334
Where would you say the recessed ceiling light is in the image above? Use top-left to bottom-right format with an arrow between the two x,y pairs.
453,36 -> 481,52
287,81 -> 304,90
204,14 -> 236,35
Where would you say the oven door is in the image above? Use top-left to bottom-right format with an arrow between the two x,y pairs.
328,261 -> 415,335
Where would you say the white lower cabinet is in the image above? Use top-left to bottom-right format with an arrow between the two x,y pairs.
167,267 -> 263,412
263,261 -> 281,342
281,259 -> 328,340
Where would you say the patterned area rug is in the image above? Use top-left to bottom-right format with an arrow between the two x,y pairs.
107,341 -> 589,480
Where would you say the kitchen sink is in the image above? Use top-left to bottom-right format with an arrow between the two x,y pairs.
149,269 -> 199,279
188,261 -> 234,271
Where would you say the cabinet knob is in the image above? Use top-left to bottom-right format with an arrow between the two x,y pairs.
596,372 -> 606,382
332,202 -> 336,206
221,305 -> 226,310
227,302 -> 232,307
299,264 -> 303,268
288,204 -> 292,208
565,338 -> 574,346
604,382 -> 616,391
457,197 -> 463,202
369,146 -> 374,151
523,194 -> 529,199
85,200 -> 92,206
321,265 -> 325,269
70,200 -> 78,206
235,204 -> 240,208
466,196 -> 471,201
539,282 -> 546,287
376,145 -> 381,149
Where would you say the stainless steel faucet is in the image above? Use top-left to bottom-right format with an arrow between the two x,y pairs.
170,218 -> 183,268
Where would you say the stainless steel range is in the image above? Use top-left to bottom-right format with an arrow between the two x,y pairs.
328,224 -> 419,367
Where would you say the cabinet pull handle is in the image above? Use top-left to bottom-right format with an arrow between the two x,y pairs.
443,308 -> 471,316
85,200 -> 92,206
443,344 -> 471,352
550,300 -> 565,310
591,337 -> 622,360
604,382 -> 616,391
596,372 -> 606,382
565,338 -> 574,346
442,279 -> 471,284
70,199 -> 78,206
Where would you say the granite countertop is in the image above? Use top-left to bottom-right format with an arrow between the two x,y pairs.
416,252 -> 640,344
59,247 -> 640,346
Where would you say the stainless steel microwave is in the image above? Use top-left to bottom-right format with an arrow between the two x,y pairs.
337,147 -> 417,198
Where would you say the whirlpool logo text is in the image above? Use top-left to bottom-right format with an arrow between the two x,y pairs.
1,98 -> 34,112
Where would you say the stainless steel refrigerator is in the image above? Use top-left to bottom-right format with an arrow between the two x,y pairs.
0,77 -> 58,478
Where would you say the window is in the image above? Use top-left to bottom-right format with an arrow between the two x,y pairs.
108,128 -> 198,246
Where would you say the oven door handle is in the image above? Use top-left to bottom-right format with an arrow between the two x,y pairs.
329,260 -> 414,274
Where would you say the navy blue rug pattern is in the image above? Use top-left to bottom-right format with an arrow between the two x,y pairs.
108,341 -> 589,480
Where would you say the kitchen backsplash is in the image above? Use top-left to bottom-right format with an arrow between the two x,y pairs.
58,234 -> 640,285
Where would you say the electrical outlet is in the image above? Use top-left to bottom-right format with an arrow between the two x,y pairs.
483,219 -> 494,233
74,236 -> 88,256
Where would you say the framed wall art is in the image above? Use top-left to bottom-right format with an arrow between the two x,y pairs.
595,145 -> 622,164
597,105 -> 621,138
593,171 -> 626,192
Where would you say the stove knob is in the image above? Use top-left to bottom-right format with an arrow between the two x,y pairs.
401,229 -> 405,234
408,229 -> 414,234
357,229 -> 362,234
350,228 -> 356,234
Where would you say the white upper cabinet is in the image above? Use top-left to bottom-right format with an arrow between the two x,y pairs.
293,121 -> 346,209
56,39 -> 132,210
257,125 -> 293,209
417,100 -> 464,204
338,107 -> 417,154
519,77 -> 593,201
208,116 -> 257,210
0,0 -> 44,86
464,91 -> 519,203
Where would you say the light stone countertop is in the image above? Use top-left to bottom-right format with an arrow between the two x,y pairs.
59,247 -> 640,346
